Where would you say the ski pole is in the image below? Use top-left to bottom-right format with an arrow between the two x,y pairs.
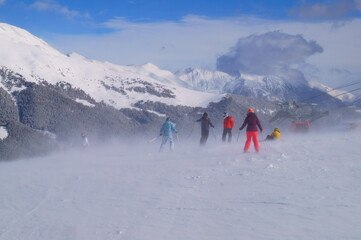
237,130 -> 241,142
260,131 -> 268,152
148,136 -> 160,143
175,132 -> 180,144
187,121 -> 196,139
211,127 -> 217,141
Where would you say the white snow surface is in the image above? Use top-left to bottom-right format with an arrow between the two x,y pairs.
74,99 -> 95,107
0,23 -> 222,109
0,126 -> 8,140
1,128 -> 361,240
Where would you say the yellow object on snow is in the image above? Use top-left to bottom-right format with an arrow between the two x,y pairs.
271,128 -> 282,139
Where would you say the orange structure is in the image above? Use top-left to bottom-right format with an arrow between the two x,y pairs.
291,121 -> 310,132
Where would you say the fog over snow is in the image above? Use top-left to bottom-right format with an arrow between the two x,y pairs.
1,126 -> 361,240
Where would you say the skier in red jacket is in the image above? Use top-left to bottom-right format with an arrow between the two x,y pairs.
239,109 -> 263,152
222,112 -> 235,142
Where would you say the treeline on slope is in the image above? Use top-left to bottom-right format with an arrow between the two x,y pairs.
0,76 -> 162,160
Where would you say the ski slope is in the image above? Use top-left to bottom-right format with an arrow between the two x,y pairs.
1,128 -> 361,240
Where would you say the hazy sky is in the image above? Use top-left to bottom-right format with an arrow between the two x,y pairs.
1,0 -> 361,87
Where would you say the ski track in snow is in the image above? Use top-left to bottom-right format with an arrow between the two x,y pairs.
1,130 -> 361,240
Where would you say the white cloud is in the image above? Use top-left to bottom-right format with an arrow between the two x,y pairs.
46,15 -> 361,87
356,0 -> 361,10
31,0 -> 89,19
216,31 -> 323,76
289,0 -> 361,19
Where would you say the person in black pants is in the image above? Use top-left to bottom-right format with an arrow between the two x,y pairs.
197,112 -> 214,146
222,112 -> 235,142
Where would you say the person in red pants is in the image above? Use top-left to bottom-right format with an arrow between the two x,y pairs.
239,109 -> 263,153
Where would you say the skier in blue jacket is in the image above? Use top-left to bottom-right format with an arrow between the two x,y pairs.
159,117 -> 178,151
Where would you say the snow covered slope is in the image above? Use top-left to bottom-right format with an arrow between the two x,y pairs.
309,81 -> 356,102
1,128 -> 360,239
0,23 -> 222,109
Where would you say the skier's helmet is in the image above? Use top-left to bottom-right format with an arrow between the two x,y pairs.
223,112 -> 228,118
247,109 -> 254,113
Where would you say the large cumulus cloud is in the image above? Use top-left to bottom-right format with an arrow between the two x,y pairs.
216,31 -> 323,77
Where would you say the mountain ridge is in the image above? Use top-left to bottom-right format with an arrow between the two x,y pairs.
0,23 -> 222,110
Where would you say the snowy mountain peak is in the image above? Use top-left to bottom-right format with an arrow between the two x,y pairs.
176,67 -> 233,93
0,23 -> 222,109
128,63 -> 174,78
0,22 -> 50,49
136,62 -> 162,71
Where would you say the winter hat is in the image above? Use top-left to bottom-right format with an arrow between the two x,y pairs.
203,112 -> 208,117
166,117 -> 170,121
223,112 -> 228,118
247,109 -> 254,113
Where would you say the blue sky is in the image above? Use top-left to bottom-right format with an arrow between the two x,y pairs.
1,0 -> 361,87
2,0 -> 360,35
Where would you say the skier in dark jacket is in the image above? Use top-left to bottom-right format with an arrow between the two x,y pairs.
197,112 -> 214,146
239,109 -> 263,152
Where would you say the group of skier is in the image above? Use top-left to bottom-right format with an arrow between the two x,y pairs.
159,109 -> 282,153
